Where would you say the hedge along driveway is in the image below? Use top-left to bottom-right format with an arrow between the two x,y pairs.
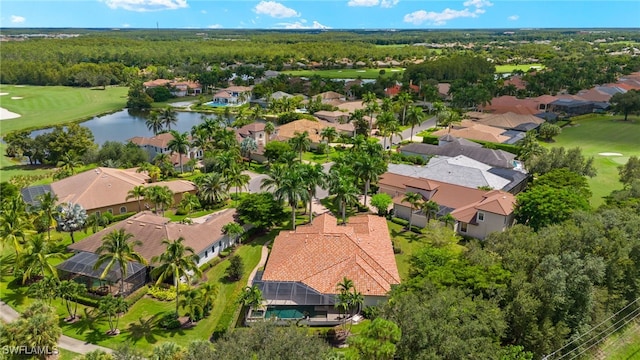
0,85 -> 128,135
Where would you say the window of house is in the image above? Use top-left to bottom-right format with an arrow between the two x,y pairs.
108,209 -> 113,214
460,222 -> 468,233
477,212 -> 485,222
120,206 -> 127,214
205,250 -> 208,258
95,211 -> 101,216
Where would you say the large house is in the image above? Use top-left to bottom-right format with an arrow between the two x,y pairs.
249,213 -> 400,325
212,86 -> 253,106
275,119 -> 355,147
20,167 -> 197,216
379,173 -> 516,239
128,132 -> 202,165
143,79 -> 202,97
58,209 -> 241,296
431,120 -> 512,144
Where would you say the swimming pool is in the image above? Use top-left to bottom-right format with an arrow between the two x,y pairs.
264,306 -> 317,319
204,101 -> 229,107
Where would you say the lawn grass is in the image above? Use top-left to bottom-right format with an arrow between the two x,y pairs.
0,85 -> 129,136
494,63 -> 545,73
57,348 -> 81,360
542,115 -> 640,208
594,321 -> 640,360
281,68 -> 405,79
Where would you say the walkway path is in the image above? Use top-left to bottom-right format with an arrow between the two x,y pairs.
0,300 -> 114,355
246,241 -> 272,287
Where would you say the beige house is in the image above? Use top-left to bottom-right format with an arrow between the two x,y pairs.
276,119 -> 354,147
129,132 -> 201,164
431,120 -> 511,143
143,79 -> 202,96
379,172 -> 516,240
22,167 -> 197,216
212,85 -> 253,105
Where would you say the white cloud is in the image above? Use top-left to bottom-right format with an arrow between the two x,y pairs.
508,15 -> 519,21
276,20 -> 330,29
102,0 -> 188,12
11,15 -> 26,23
254,1 -> 299,18
208,24 -> 222,28
201,10 -> 207,14
348,0 -> 379,6
463,0 -> 493,8
404,8 -> 478,26
347,0 -> 398,8
122,23 -> 131,27
380,0 -> 399,8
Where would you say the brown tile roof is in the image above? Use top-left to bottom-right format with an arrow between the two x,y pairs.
473,112 -> 544,130
431,120 -> 510,143
276,119 -> 353,143
223,86 -> 253,92
68,209 -> 238,264
262,213 -> 400,297
481,95 -> 557,115
237,122 -> 265,136
128,132 -> 175,148
450,190 -> 515,223
143,79 -> 172,88
50,167 -> 149,211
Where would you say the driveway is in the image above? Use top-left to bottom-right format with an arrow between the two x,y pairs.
377,116 -> 437,148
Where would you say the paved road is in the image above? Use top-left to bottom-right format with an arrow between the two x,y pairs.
0,300 -> 113,355
378,116 -> 437,149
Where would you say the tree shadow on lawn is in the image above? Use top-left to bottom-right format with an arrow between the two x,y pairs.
0,163 -> 55,172
390,228 -> 422,243
2,278 -> 28,308
125,313 -> 165,345
0,254 -> 17,282
63,307 -> 111,344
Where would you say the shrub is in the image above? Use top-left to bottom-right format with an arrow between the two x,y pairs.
392,241 -> 402,254
148,286 -> 176,301
112,212 -> 135,222
226,255 -> 244,282
126,286 -> 148,307
361,306 -> 380,320
159,312 -> 181,329
391,217 -> 409,226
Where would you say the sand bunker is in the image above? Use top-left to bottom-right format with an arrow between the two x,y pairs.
11,97 -> 23,100
599,152 -> 623,156
0,93 -> 8,96
0,107 -> 21,120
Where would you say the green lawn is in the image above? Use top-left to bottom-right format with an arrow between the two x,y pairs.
542,115 -> 640,208
494,63 -> 545,73
593,321 -> 640,360
57,348 -> 81,360
282,68 -> 405,79
0,85 -> 128,136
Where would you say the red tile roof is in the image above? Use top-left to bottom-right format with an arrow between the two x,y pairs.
262,213 -> 400,297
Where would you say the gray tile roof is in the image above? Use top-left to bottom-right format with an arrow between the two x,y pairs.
400,138 -> 516,169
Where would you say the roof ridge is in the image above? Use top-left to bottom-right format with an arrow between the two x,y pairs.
344,232 -> 400,284
72,169 -> 106,205
353,255 -> 393,291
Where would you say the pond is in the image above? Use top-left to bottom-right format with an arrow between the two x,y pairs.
30,109 -> 232,145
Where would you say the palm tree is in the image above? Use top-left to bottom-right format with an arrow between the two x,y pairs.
421,200 -> 439,223
405,105 -> 426,141
300,163 -> 327,223
195,173 -> 228,205
222,222 -> 244,245
320,126 -> 338,144
151,237 -> 202,316
439,213 -> 456,229
329,170 -> 360,225
158,106 -> 178,131
145,111 -> 164,135
402,192 -> 423,231
375,111 -> 398,151
126,185 -> 147,213
225,167 -> 250,203
264,121 -> 275,145
20,234 -> 64,284
260,164 -> 287,193
145,185 -> 174,215
362,92 -> 379,137
335,277 -> 355,331
200,282 -> 219,315
289,131 -> 311,162
395,91 -> 413,125
98,294 -> 129,335
353,155 -> 387,208
57,151 -> 81,175
180,288 -> 204,324
59,280 -> 86,321
35,192 -> 58,241
167,130 -> 190,174
94,229 -> 148,296
237,285 -> 264,309
178,193 -> 200,215
54,202 -> 87,243
272,165 -> 308,230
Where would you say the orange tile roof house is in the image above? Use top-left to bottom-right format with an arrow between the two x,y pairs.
275,119 -> 355,146
212,85 -> 253,106
250,213 -> 400,325
129,132 -> 202,164
468,112 -> 545,131
431,120 -> 511,143
21,167 -> 197,216
379,172 -> 516,240
59,209 -> 240,295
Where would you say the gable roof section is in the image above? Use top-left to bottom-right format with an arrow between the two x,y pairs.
473,112 -> 545,130
400,139 -> 516,169
450,190 -> 515,223
50,167 -> 150,211
276,119 -> 353,143
67,209 -> 237,263
431,121 -> 511,143
262,213 -> 400,297
128,132 -> 175,148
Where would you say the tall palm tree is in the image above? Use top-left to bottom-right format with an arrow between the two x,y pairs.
151,237 -> 202,316
195,173 -> 228,205
395,91 -> 413,125
237,285 -> 264,309
180,288 -> 204,324
353,155 -> 387,208
329,168 -> 360,225
226,167 -> 250,202
273,166 -> 308,230
158,106 -> 178,131
200,282 -> 219,315
20,234 -> 64,284
94,229 -> 148,296
57,151 -> 81,175
421,200 -> 439,223
362,92 -> 379,137
289,131 -> 311,162
145,111 -> 164,135
178,193 -> 201,215
264,121 -> 275,145
300,163 -> 328,223
144,185 -> 174,215
260,164 -> 287,193
405,105 -> 426,141
167,130 -> 190,174
222,222 -> 244,245
126,185 -> 147,212
34,192 -> 58,241
375,111 -> 397,151
320,126 -> 338,144
402,192 -> 423,231
439,213 -> 456,229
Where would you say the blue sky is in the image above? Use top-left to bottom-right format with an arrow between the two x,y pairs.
1,1 -> 638,29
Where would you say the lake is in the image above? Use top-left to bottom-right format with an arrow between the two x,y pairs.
30,109 -> 230,145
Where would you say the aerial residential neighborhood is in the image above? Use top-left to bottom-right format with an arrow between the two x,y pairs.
1,8 -> 640,360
